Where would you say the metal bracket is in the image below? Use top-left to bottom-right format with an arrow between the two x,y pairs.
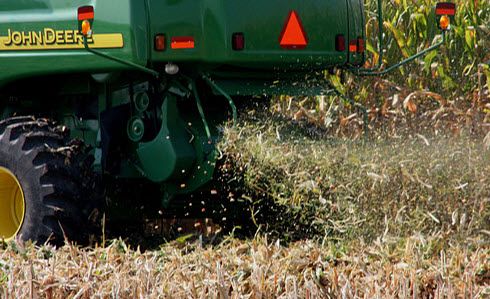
350,0 -> 448,76
189,80 -> 212,141
202,75 -> 238,124
354,32 -> 446,76
83,37 -> 160,78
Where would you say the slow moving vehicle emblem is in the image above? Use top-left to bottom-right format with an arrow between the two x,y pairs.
279,10 -> 308,49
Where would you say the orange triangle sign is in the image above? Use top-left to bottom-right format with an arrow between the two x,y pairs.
279,11 -> 308,49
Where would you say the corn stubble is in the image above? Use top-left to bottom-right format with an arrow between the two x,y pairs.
1,102 -> 488,298
0,235 -> 488,298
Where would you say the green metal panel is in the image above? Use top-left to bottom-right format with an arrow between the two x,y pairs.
0,0 -> 364,85
0,0 -> 149,87
136,95 -> 196,183
148,0 -> 352,70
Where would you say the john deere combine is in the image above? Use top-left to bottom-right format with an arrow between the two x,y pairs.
0,0 -> 455,243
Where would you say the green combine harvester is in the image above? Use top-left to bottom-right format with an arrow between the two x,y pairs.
0,0 -> 455,244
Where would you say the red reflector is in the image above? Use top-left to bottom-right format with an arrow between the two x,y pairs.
436,3 -> 456,16
171,37 -> 195,49
349,40 -> 357,53
279,11 -> 308,49
357,38 -> 365,53
335,34 -> 346,52
78,6 -> 94,21
232,33 -> 245,51
155,34 -> 166,51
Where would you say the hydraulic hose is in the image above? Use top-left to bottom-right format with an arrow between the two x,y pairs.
350,0 -> 448,77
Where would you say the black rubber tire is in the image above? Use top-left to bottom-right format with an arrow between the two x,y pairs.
0,116 -> 100,245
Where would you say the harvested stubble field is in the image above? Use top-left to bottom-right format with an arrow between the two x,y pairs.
0,105 -> 489,298
0,235 -> 488,298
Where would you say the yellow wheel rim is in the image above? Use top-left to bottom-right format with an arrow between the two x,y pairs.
0,166 -> 25,241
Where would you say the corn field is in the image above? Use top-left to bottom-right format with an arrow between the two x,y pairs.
363,0 -> 489,95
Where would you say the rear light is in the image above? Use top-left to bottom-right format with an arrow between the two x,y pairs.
436,2 -> 456,16
349,40 -> 357,53
335,34 -> 346,52
439,15 -> 451,30
435,3 -> 455,31
81,20 -> 92,37
357,38 -> 365,53
155,34 -> 166,51
171,36 -> 195,49
78,6 -> 94,21
78,6 -> 94,36
232,33 -> 245,51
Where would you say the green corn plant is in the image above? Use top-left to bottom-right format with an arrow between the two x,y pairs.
364,0 -> 489,96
